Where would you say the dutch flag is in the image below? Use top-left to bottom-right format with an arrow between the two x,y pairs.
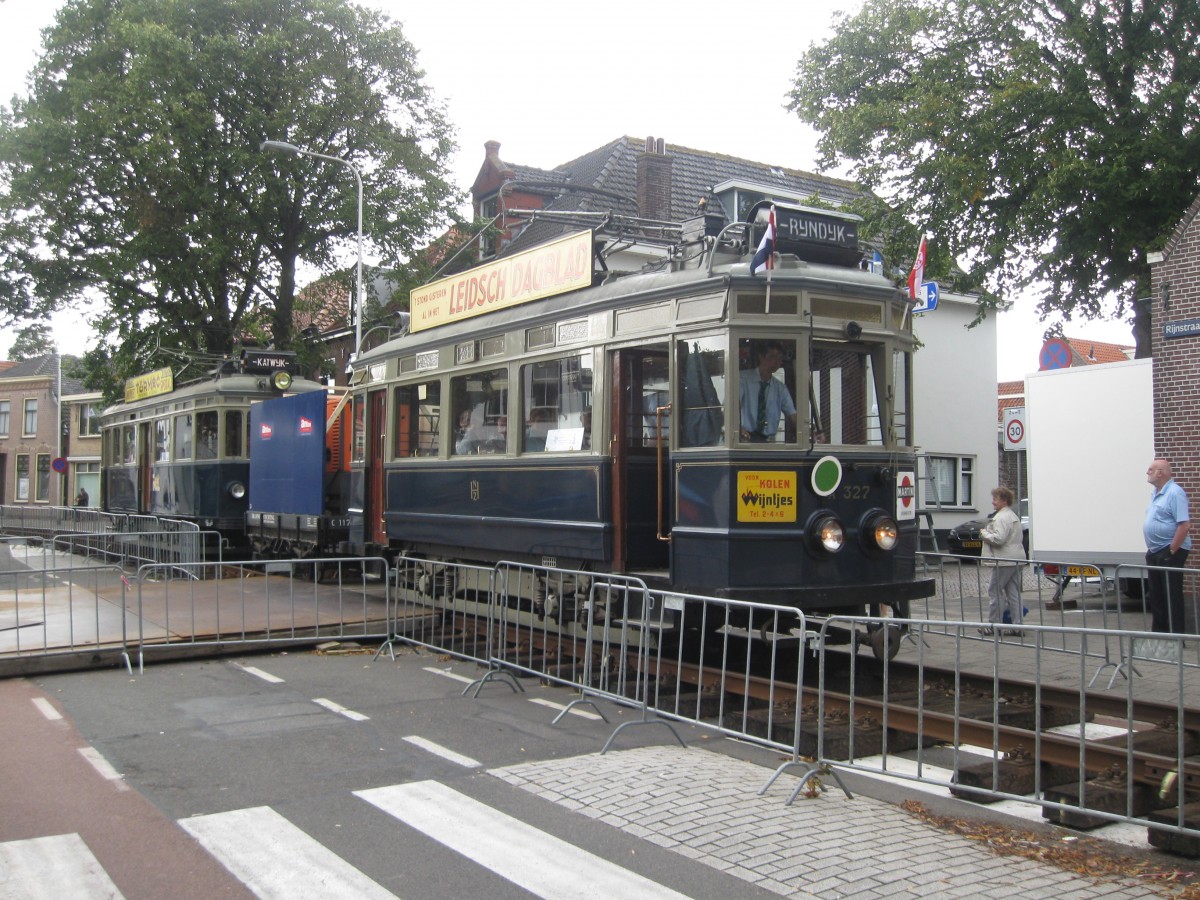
751,207 -> 776,275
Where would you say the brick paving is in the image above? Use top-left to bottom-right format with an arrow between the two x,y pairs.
492,746 -> 1162,899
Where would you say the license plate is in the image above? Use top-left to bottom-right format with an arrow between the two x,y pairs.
961,541 -> 982,549
1065,565 -> 1100,576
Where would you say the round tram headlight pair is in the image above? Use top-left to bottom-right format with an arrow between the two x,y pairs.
227,481 -> 247,500
807,511 -> 845,555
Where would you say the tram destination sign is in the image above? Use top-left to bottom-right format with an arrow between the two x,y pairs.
409,230 -> 593,333
755,203 -> 862,266
124,367 -> 173,403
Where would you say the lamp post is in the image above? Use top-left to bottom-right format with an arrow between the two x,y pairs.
260,140 -> 364,357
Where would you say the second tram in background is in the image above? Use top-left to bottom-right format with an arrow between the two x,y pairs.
100,350 -> 349,559
341,201 -> 935,638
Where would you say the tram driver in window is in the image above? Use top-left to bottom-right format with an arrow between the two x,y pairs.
739,340 -> 796,442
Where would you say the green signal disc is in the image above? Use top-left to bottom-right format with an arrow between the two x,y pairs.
811,456 -> 843,497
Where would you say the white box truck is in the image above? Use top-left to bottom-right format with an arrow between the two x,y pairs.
1025,357 -> 1153,588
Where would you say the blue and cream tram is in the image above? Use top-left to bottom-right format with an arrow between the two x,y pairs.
345,202 -> 934,623
100,350 -> 327,554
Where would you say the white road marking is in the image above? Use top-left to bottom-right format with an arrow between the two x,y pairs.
0,833 -> 125,899
180,806 -> 394,900
77,746 -> 128,791
356,781 -> 690,899
402,735 -> 481,768
236,664 -> 285,684
528,697 -> 604,721
312,697 -> 369,721
422,666 -> 475,684
32,696 -> 62,720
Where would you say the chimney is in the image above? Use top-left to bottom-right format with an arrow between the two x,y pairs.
636,136 -> 673,222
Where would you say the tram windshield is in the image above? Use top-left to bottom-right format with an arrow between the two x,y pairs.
734,336 -> 901,448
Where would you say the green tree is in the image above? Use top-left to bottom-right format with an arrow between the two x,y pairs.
6,323 -> 56,361
0,0 -> 456,385
789,0 -> 1200,348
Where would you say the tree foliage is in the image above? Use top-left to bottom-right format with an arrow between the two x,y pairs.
6,323 -> 56,360
790,0 -> 1200,342
0,0 -> 456,386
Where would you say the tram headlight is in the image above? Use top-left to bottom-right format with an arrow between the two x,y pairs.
807,512 -> 845,555
865,512 -> 899,551
227,481 -> 247,500
271,370 -> 293,391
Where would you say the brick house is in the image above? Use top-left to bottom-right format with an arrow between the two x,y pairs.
0,354 -> 87,506
1149,194 -> 1200,580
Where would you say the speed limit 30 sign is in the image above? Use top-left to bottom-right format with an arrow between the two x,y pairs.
1003,407 -> 1026,451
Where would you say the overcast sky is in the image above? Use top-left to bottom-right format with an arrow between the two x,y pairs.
0,0 -> 1136,377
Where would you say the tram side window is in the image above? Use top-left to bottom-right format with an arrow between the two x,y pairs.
451,368 -> 507,456
521,353 -> 592,452
121,424 -> 136,465
677,338 -> 725,448
394,381 -> 441,458
196,411 -> 219,459
225,410 -> 244,457
737,338 -> 797,444
351,396 -> 366,464
174,415 -> 193,460
154,419 -> 170,463
891,349 -> 911,446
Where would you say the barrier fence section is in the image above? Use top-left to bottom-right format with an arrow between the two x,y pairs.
0,536 -> 128,661
812,614 -> 1200,849
377,557 -> 810,762
915,550 -> 1200,679
132,556 -> 390,672
380,556 -> 496,665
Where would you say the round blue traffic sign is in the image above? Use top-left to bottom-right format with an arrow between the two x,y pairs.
1039,338 -> 1071,370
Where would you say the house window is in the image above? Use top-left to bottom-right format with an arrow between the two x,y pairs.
35,454 -> 50,502
23,399 -> 37,436
15,454 -> 29,501
78,402 -> 102,436
0,400 -> 9,437
927,455 -> 974,508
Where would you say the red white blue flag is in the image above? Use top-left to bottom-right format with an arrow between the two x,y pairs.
907,234 -> 927,300
751,207 -> 776,275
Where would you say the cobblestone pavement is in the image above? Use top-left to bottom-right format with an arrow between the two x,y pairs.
493,745 -> 1164,899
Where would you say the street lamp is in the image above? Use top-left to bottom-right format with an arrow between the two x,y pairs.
260,140 -> 364,357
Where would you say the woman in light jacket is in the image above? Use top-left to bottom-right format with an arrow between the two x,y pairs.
979,486 -> 1025,634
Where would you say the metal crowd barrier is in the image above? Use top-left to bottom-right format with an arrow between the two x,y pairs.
377,557 -> 809,765
0,536 -> 128,664
916,550 -> 1200,678
808,614 -> 1200,849
131,556 -> 390,672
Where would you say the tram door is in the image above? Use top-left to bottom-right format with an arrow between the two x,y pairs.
366,389 -> 388,547
138,421 -> 153,514
610,345 -> 671,573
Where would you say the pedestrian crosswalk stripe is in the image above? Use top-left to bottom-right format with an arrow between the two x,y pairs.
355,781 -> 690,899
179,805 -> 394,900
0,833 -> 125,899
402,735 -> 481,768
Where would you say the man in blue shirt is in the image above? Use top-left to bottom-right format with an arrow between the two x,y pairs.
739,341 -> 797,443
1143,458 -> 1192,633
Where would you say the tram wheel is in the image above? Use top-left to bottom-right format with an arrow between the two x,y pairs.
869,625 -> 902,662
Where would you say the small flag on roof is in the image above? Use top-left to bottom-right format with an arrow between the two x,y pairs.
907,234 -> 927,300
751,206 -> 776,275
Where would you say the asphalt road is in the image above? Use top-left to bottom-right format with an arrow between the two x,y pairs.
2,646 -> 783,899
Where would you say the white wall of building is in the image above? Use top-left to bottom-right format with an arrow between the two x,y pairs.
911,291 -> 1000,535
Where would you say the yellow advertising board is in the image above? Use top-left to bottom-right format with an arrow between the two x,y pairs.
409,230 -> 593,333
736,471 -> 798,523
124,367 -> 174,403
